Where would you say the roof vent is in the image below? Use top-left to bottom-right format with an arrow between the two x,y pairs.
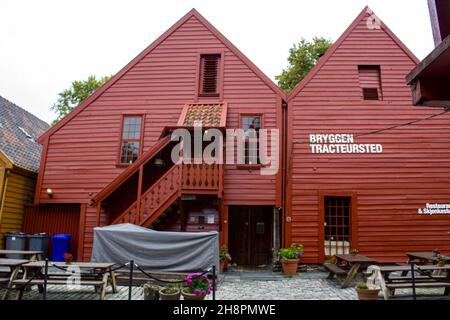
18,126 -> 35,142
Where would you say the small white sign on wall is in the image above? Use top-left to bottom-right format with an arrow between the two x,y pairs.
309,134 -> 383,154
418,203 -> 450,215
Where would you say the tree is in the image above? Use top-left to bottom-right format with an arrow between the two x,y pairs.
51,75 -> 112,124
276,37 -> 333,93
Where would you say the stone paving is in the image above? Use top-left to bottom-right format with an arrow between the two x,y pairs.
1,270 -> 448,300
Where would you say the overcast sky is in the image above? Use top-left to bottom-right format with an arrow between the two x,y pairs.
0,0 -> 434,123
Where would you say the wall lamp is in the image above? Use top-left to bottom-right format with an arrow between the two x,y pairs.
46,188 -> 54,198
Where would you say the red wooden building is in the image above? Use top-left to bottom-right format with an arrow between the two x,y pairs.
32,7 -> 450,264
287,7 -> 450,263
34,9 -> 285,264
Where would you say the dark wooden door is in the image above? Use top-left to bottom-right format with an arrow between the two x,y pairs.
229,206 -> 273,266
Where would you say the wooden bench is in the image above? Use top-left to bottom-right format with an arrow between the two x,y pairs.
389,275 -> 447,282
13,279 -> 104,286
12,279 -> 107,300
324,263 -> 347,279
386,282 -> 450,289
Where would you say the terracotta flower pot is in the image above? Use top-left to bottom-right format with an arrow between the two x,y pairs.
356,288 -> 380,300
281,258 -> 299,276
143,284 -> 160,300
220,261 -> 225,273
65,259 -> 72,265
181,288 -> 206,300
159,288 -> 180,300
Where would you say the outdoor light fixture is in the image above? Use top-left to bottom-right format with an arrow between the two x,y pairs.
46,188 -> 53,197
154,158 -> 165,168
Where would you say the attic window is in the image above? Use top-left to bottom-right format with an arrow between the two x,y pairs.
18,126 -> 35,142
199,54 -> 221,97
358,65 -> 382,100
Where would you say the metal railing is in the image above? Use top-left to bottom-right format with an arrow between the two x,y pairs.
1,259 -> 217,301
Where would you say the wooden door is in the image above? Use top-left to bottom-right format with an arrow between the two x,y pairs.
229,206 -> 273,266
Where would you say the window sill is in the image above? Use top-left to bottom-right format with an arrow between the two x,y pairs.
236,164 -> 265,170
116,163 -> 132,168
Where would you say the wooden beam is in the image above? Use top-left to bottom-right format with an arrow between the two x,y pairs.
136,165 -> 144,224
78,204 -> 87,261
410,77 -> 450,107
428,0 -> 450,46
95,203 -> 101,227
179,198 -> 186,231
429,0 -> 442,45
406,34 -> 450,84
220,204 -> 229,248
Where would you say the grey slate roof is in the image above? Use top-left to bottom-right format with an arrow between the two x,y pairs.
0,95 -> 50,172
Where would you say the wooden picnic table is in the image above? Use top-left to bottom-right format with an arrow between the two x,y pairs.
406,252 -> 450,264
0,250 -> 43,261
367,264 -> 450,300
11,261 -> 118,300
0,258 -> 30,300
325,254 -> 377,288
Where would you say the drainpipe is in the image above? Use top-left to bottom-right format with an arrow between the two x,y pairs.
0,169 -> 10,243
272,207 -> 281,271
281,100 -> 288,246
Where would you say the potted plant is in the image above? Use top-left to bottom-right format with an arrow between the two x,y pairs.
350,249 -> 359,256
432,249 -> 441,257
355,282 -> 380,300
181,273 -> 212,300
159,285 -> 181,300
219,245 -> 232,272
436,255 -> 446,267
279,243 -> 303,276
63,253 -> 73,265
143,283 -> 160,300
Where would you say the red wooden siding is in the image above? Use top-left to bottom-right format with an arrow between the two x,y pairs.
37,10 -> 282,259
22,204 -> 80,259
287,9 -> 450,263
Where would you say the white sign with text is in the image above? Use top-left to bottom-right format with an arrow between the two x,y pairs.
309,134 -> 383,154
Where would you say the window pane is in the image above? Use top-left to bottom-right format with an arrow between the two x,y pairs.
120,116 -> 142,163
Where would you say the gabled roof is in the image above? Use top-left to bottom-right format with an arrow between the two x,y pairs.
37,9 -> 286,144
287,6 -> 420,101
0,96 -> 50,172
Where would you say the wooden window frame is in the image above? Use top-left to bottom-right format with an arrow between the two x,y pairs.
357,65 -> 384,102
318,192 -> 358,262
116,114 -> 145,167
195,51 -> 225,101
237,113 -> 265,170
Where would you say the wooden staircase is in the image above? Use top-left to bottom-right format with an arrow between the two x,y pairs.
94,135 -> 223,228
112,165 -> 181,227
110,163 -> 223,227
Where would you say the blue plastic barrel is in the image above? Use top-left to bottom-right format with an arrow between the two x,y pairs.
51,234 -> 72,262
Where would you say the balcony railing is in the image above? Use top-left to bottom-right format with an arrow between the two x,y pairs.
181,163 -> 222,193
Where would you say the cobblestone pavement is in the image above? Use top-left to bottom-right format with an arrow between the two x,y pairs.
1,271 -> 448,300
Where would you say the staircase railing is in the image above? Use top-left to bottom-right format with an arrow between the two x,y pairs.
112,165 -> 180,225
111,162 -> 223,226
181,163 -> 222,191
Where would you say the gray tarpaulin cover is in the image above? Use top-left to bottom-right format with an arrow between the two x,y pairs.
91,224 -> 219,273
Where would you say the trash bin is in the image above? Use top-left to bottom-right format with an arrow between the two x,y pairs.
4,232 -> 27,259
28,233 -> 50,259
51,234 -> 72,262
